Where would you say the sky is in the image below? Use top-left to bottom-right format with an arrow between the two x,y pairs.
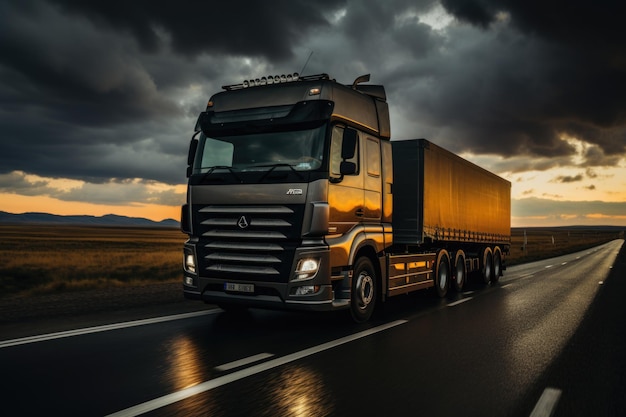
1,0 -> 625,227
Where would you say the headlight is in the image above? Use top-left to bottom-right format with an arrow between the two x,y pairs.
294,258 -> 320,280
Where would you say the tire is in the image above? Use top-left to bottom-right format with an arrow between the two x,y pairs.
453,250 -> 466,292
350,257 -> 377,323
492,247 -> 502,283
481,247 -> 493,285
435,250 -> 450,298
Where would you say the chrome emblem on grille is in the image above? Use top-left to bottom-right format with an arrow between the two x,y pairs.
237,215 -> 249,229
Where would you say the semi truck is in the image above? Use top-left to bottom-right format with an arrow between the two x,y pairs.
181,73 -> 511,322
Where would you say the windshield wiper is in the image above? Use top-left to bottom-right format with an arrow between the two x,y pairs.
199,166 -> 242,183
254,163 -> 305,182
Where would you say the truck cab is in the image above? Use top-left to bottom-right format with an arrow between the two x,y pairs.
182,73 -> 392,321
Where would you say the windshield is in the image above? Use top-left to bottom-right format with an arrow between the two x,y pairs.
193,125 -> 326,175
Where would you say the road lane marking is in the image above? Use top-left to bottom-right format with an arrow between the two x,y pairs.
105,319 -> 408,417
215,353 -> 274,372
529,387 -> 561,417
545,265 -> 554,269
0,310 -> 220,349
561,262 -> 567,265
447,298 -> 472,307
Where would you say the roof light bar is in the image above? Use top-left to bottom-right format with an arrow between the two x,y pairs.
222,73 -> 331,91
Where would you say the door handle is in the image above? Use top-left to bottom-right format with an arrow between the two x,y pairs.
355,208 -> 364,217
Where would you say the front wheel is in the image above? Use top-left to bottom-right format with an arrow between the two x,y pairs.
350,257 -> 377,323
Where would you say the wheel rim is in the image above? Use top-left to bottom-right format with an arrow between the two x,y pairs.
355,272 -> 374,310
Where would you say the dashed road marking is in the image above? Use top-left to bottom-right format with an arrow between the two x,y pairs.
529,387 -> 562,417
448,297 -> 472,307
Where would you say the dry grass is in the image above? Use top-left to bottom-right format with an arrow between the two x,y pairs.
508,227 -> 624,265
0,224 -> 623,298
0,224 -> 186,298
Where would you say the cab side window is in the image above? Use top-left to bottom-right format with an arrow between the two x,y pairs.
366,137 -> 380,177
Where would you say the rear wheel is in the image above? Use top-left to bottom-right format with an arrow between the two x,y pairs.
435,250 -> 450,298
492,247 -> 502,283
350,257 -> 377,323
481,247 -> 493,285
453,250 -> 466,292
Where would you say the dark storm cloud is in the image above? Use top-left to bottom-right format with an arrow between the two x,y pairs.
0,0 -> 345,185
433,0 -> 626,160
48,0 -> 345,60
1,0 -> 625,193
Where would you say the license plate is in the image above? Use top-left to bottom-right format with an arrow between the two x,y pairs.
224,282 -> 254,293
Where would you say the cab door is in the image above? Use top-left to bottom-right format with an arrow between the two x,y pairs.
363,136 -> 382,221
328,125 -> 364,236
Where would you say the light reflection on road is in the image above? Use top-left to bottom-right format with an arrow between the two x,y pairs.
167,335 -> 206,391
262,365 -> 334,417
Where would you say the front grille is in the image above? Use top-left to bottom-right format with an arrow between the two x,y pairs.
194,205 -> 303,282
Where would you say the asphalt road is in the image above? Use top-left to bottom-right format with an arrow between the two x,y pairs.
1,239 -> 624,417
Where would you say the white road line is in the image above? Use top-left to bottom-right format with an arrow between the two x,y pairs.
447,298 -> 472,307
214,353 -> 274,372
529,387 -> 562,417
105,319 -> 408,417
500,284 -> 512,289
545,265 -> 554,269
561,262 -> 567,265
0,310 -> 220,349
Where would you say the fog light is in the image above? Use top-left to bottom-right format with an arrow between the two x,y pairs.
184,253 -> 196,274
293,285 -> 320,296
295,258 -> 320,280
184,276 -> 195,287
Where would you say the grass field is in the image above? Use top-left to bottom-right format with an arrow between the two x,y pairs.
0,225 -> 186,298
508,227 -> 624,265
0,224 -> 622,298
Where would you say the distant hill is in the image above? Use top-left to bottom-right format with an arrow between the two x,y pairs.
0,211 -> 180,228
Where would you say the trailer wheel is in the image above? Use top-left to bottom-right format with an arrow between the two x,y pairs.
435,250 -> 450,297
481,247 -> 493,285
350,257 -> 377,323
453,250 -> 466,292
492,247 -> 502,283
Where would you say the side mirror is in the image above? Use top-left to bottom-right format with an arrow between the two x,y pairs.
341,128 -> 357,159
187,139 -> 198,166
340,161 -> 357,175
186,131 -> 200,178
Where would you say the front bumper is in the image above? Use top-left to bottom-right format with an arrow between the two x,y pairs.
183,244 -> 349,312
